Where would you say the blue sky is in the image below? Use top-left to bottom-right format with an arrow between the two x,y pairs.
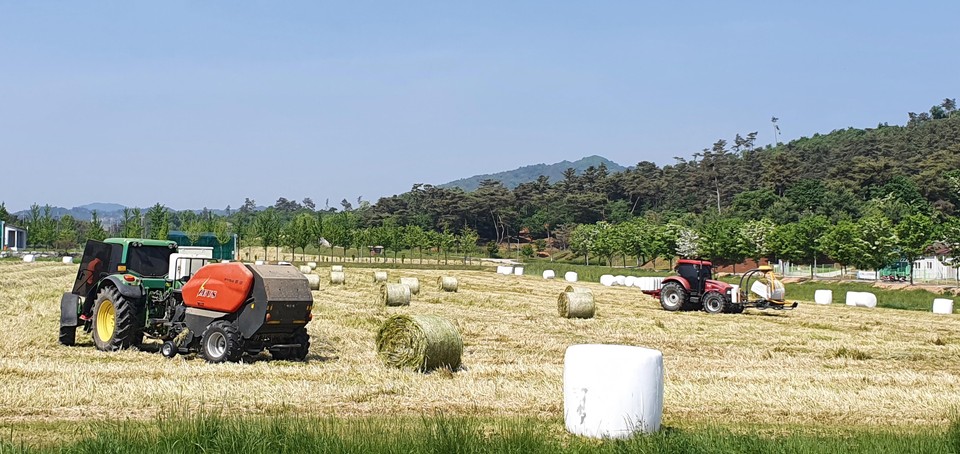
1,1 -> 957,212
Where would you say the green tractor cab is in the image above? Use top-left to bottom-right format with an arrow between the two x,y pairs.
59,238 -> 180,349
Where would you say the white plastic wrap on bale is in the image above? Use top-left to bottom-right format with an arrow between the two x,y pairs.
730,284 -> 740,303
933,298 -> 954,315
815,290 -> 833,305
307,262 -> 317,270
750,280 -> 785,300
635,277 -> 662,291
299,265 -> 312,274
305,274 -> 321,290
565,271 -> 579,282
496,265 -> 513,275
22,254 -> 35,263
845,291 -> 877,308
514,267 -> 524,276
615,275 -> 627,286
624,276 -> 637,288
62,256 -> 74,264
255,260 -> 265,265
600,275 -> 615,287
543,270 -> 556,279
564,344 -> 663,439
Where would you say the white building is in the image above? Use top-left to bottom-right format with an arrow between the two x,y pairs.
913,255 -> 958,281
1,221 -> 27,251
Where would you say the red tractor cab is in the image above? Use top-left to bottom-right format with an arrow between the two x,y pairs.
647,259 -> 739,313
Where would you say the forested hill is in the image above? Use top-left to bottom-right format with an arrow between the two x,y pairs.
438,155 -> 626,191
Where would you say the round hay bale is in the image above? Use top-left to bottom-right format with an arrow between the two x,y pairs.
299,265 -> 313,274
558,290 -> 596,318
933,298 -> 954,315
330,270 -> 345,285
378,283 -> 411,306
62,256 -> 74,264
22,254 -> 35,263
376,314 -> 463,372
615,275 -> 627,286
438,276 -> 459,292
565,271 -> 579,282
564,286 -> 592,294
513,266 -> 524,276
332,265 -> 344,272
373,271 -> 388,283
600,274 -> 615,286
543,270 -> 556,279
305,274 -> 320,290
399,277 -> 420,296
496,265 -> 513,275
624,276 -> 637,287
307,262 -> 317,270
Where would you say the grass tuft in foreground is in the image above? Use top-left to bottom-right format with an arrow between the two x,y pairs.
1,413 -> 958,454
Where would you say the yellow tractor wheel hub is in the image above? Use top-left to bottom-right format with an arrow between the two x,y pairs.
96,299 -> 116,341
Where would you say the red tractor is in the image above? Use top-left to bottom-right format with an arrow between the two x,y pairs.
643,259 -> 798,314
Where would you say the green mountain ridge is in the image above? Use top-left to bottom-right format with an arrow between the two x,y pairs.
438,155 -> 627,191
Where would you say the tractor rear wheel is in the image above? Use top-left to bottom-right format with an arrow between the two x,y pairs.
724,303 -> 745,314
91,286 -> 138,351
59,326 -> 76,346
201,320 -> 243,363
270,328 -> 310,361
660,282 -> 689,311
702,292 -> 726,314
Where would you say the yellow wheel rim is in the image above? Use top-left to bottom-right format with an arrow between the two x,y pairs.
96,299 -> 116,342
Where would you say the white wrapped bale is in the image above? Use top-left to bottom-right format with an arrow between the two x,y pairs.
933,298 -> 954,315
307,262 -> 317,270
399,277 -> 420,296
299,265 -> 313,274
615,275 -> 627,286
600,275 -> 615,287
332,265 -> 344,272
373,271 -> 388,283
62,256 -> 74,264
330,271 -> 345,285
305,274 -> 321,290
845,291 -> 877,308
255,260 -> 265,265
624,276 -> 637,287
22,255 -> 35,263
513,266 -> 524,276
815,289 -> 833,305
543,270 -> 556,279
565,271 -> 579,282
564,344 -> 663,438
496,265 -> 513,275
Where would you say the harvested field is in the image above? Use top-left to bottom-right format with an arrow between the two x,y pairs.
1,260 -> 959,433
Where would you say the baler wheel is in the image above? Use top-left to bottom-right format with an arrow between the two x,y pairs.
659,282 -> 689,312
201,321 -> 243,363
702,292 -> 725,314
270,328 -> 310,361
91,286 -> 138,351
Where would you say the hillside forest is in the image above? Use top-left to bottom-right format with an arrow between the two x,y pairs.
5,99 -> 960,282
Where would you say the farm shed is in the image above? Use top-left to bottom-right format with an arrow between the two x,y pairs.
1,221 -> 26,251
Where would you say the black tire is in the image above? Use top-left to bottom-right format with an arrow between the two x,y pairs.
201,320 -> 243,363
161,341 -> 177,358
91,286 -> 138,351
59,326 -> 76,346
660,282 -> 689,312
702,291 -> 726,314
725,303 -> 745,314
270,328 -> 310,361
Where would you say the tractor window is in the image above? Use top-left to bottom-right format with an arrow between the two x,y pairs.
127,246 -> 174,277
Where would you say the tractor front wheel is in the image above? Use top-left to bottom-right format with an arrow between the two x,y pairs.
201,321 -> 243,363
702,292 -> 726,314
660,282 -> 689,312
91,287 -> 138,351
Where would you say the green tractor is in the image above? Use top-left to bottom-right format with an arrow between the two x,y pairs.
59,238 -> 189,350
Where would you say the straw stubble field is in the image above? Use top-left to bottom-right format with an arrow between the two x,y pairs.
1,261 -> 959,435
